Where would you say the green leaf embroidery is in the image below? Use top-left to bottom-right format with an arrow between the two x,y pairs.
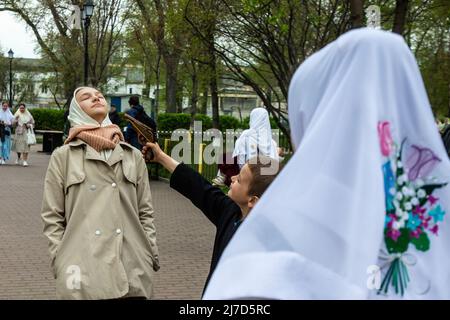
385,228 -> 410,254
411,232 -> 430,252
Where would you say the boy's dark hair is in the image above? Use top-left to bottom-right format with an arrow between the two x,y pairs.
129,96 -> 140,106
247,156 -> 282,198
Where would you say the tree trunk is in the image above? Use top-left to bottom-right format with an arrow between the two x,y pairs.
392,0 -> 409,35
209,52 -> 219,129
164,54 -> 179,113
200,87 -> 208,114
349,0 -> 364,29
206,23 -> 219,129
190,67 -> 199,126
155,53 -> 161,121
210,77 -> 219,129
448,83 -> 450,118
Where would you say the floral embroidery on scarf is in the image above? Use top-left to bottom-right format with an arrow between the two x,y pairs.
378,121 -> 447,296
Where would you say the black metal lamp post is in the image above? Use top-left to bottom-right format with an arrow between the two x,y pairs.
81,0 -> 95,85
8,49 -> 14,108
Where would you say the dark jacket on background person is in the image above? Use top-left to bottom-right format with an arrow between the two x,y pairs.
124,105 -> 156,149
109,109 -> 121,126
169,163 -> 243,295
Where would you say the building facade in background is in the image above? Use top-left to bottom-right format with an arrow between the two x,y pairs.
1,58 -> 286,119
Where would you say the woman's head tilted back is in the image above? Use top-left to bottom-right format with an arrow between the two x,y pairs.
68,87 -> 111,127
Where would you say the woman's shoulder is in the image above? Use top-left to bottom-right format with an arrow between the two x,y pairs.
51,140 -> 85,158
119,142 -> 146,162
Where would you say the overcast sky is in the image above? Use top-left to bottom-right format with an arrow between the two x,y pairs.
0,11 -> 39,59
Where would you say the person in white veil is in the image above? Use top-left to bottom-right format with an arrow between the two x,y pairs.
12,103 -> 35,166
233,108 -> 279,167
203,28 -> 450,299
212,108 -> 280,186
0,101 -> 15,164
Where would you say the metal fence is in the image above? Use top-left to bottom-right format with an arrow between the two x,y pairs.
155,130 -> 292,182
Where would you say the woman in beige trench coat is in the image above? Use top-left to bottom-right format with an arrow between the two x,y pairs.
41,87 -> 159,300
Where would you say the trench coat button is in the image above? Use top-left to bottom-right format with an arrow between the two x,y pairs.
95,230 -> 101,236
112,182 -> 117,188
90,185 -> 96,191
116,228 -> 121,234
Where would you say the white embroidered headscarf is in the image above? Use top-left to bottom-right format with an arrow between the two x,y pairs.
0,105 -> 14,125
232,108 -> 278,167
203,28 -> 450,299
13,107 -> 33,126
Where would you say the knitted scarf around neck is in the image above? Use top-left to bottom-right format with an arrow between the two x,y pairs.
65,124 -> 124,152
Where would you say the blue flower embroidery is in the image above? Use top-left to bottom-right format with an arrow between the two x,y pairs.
385,215 -> 392,228
429,205 -> 445,223
382,161 -> 395,212
406,213 -> 421,231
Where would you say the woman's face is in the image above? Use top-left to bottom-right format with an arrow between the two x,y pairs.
75,87 -> 108,123
19,105 -> 25,113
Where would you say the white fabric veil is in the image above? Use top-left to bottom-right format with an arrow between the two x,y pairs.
203,28 -> 450,299
232,108 -> 278,166
0,107 -> 14,125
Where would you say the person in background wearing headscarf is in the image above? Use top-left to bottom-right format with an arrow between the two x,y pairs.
0,101 -> 15,165
203,29 -> 450,300
41,87 -> 159,300
212,108 -> 280,187
12,103 -> 35,167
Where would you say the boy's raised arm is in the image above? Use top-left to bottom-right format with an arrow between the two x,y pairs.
143,142 -> 237,226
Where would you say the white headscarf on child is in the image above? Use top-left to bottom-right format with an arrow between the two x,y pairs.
0,106 -> 14,125
232,108 -> 278,166
203,28 -> 450,299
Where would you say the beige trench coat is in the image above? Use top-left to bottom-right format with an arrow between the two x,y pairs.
41,139 -> 159,299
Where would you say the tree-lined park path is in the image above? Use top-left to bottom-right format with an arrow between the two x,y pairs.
0,145 -> 214,299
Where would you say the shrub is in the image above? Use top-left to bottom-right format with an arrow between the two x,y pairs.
219,115 -> 241,131
193,114 -> 212,130
157,113 -> 192,132
29,109 -> 65,131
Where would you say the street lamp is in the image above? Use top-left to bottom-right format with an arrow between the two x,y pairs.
81,0 -> 95,85
8,49 -> 14,109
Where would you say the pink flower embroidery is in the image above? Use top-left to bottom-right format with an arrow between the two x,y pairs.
378,121 -> 393,157
387,229 -> 401,241
430,225 -> 439,235
428,195 -> 439,206
412,206 -> 426,215
410,229 -> 422,238
421,216 -> 432,229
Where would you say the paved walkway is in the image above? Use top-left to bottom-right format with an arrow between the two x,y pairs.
0,145 -> 215,299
